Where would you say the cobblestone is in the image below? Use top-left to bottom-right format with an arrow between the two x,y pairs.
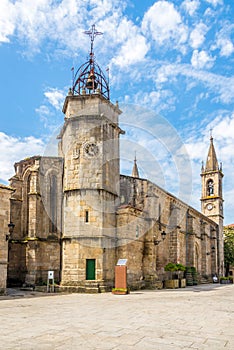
0,284 -> 233,350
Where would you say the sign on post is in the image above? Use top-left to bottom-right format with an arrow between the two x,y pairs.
47,270 -> 55,292
48,270 -> 54,279
117,259 -> 128,266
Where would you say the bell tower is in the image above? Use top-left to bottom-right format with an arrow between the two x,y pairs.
58,25 -> 124,291
201,135 -> 224,223
201,135 -> 224,274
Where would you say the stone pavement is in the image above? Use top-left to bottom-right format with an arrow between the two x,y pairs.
0,284 -> 233,350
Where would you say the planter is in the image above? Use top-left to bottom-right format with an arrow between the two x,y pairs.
112,288 -> 129,295
165,279 -> 179,289
220,280 -> 230,284
185,267 -> 193,286
179,278 -> 186,288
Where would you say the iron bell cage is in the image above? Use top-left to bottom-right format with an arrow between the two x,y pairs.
72,56 -> 110,100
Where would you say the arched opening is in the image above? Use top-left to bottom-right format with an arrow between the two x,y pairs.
207,179 -> 214,196
50,175 -> 57,233
195,244 -> 200,273
26,174 -> 31,235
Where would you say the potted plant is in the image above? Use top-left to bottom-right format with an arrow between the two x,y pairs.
185,267 -> 193,286
176,264 -> 186,287
220,277 -> 231,284
191,267 -> 198,285
164,263 -> 179,289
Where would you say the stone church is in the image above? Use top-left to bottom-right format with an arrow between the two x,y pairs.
1,26 -> 224,293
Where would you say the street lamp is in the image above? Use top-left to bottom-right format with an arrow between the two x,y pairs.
153,230 -> 166,245
207,246 -> 215,255
6,222 -> 15,241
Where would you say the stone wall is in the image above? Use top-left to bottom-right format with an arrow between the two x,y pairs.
0,184 -> 14,294
8,157 -> 63,286
118,175 -> 220,287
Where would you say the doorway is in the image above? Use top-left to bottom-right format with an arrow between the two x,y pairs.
86,259 -> 96,280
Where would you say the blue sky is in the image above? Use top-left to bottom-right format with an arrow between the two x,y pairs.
0,0 -> 233,224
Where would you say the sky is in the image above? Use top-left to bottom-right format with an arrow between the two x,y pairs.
0,0 -> 233,225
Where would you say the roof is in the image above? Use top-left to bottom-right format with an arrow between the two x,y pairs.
205,137 -> 219,172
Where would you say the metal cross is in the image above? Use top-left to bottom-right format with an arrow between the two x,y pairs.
84,24 -> 103,55
209,128 -> 213,139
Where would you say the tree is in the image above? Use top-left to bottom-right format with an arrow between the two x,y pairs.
224,225 -> 234,276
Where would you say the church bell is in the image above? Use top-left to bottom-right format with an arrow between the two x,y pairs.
86,68 -> 98,90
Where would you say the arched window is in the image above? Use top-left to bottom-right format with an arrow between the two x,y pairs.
207,179 -> 214,196
195,245 -> 199,272
50,175 -> 57,233
26,174 -> 31,235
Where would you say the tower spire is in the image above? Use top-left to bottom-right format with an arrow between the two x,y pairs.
204,135 -> 219,172
132,153 -> 139,178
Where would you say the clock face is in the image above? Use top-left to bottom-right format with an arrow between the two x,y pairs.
207,203 -> 213,211
84,142 -> 99,157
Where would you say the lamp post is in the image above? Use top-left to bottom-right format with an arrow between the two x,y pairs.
153,230 -> 166,245
6,222 -> 15,241
206,246 -> 215,255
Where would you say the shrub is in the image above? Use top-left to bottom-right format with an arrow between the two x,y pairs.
176,263 -> 186,271
164,263 -> 178,272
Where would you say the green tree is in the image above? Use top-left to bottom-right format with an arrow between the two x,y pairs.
224,226 -> 234,276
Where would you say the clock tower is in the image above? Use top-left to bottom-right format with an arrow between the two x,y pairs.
58,25 -> 124,291
201,135 -> 224,274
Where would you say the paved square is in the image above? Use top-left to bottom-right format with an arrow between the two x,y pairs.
0,284 -> 233,349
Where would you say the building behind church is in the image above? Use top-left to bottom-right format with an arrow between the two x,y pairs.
1,26 -> 224,294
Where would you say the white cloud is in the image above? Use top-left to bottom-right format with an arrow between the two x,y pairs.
44,88 -> 65,111
0,0 -> 127,55
191,49 -> 215,69
132,89 -> 176,114
154,63 -> 234,104
213,23 -> 234,57
209,113 -> 234,144
35,88 -> 65,131
205,0 -> 223,6
0,132 -> 45,183
142,1 -> 188,48
189,22 -> 209,49
181,0 -> 200,16
35,105 -> 50,116
111,33 -> 149,67
218,38 -> 234,57
0,0 -> 15,43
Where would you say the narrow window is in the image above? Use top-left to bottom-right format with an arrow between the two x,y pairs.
207,180 -> 214,196
50,175 -> 57,233
85,210 -> 89,223
26,174 -> 31,234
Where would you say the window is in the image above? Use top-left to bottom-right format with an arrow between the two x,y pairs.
26,174 -> 31,234
85,210 -> 89,223
207,180 -> 214,196
50,175 -> 57,233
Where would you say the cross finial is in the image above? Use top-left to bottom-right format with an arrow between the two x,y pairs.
84,24 -> 103,55
209,128 -> 213,140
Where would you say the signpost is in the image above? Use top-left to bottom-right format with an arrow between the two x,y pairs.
47,270 -> 55,292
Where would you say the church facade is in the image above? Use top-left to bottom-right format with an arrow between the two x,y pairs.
4,27 -> 224,293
